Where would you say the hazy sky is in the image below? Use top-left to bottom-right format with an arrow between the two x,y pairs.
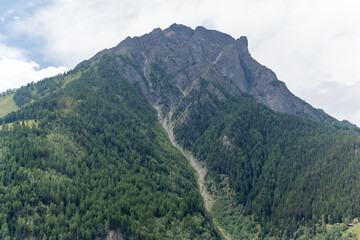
1,0 -> 360,125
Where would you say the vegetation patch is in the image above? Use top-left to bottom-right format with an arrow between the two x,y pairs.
62,71 -> 82,87
0,94 -> 19,117
209,175 -> 263,239
346,220 -> 360,239
0,119 -> 38,131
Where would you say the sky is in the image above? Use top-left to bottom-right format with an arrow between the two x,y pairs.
1,0 -> 360,125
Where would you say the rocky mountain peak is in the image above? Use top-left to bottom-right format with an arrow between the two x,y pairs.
168,23 -> 193,35
239,36 -> 248,47
237,36 -> 249,55
77,24 -> 333,123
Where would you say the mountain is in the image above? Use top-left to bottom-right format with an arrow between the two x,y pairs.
1,24 -> 360,239
0,58 -> 220,239
78,23 -> 333,123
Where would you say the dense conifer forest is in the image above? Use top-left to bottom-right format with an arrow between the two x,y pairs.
172,78 -> 360,238
0,56 -> 219,239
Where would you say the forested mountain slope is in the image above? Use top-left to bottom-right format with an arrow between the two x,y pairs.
0,56 -> 220,239
173,79 -> 360,237
1,24 -> 360,239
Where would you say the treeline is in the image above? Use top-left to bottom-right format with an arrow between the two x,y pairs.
0,89 -> 16,98
13,70 -> 74,107
0,55 -> 219,239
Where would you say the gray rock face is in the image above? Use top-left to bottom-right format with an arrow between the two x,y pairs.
78,23 -> 332,123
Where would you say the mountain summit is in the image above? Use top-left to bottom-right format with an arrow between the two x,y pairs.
80,23 -> 332,123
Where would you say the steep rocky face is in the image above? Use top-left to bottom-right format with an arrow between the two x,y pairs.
78,23 -> 333,123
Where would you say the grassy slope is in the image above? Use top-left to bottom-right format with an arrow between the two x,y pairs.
0,119 -> 38,130
62,71 -> 82,87
0,93 -> 19,117
346,221 -> 360,239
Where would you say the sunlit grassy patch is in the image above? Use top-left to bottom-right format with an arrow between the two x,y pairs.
63,71 -> 82,87
346,221 -> 360,240
0,119 -> 38,130
0,93 -> 19,117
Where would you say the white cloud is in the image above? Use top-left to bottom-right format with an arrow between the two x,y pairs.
12,0 -> 143,66
300,81 -> 360,125
0,43 -> 68,92
7,0 -> 360,125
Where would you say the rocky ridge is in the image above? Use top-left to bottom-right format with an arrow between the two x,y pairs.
78,23 -> 333,124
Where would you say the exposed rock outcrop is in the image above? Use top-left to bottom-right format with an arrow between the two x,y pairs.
77,23 -> 333,123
